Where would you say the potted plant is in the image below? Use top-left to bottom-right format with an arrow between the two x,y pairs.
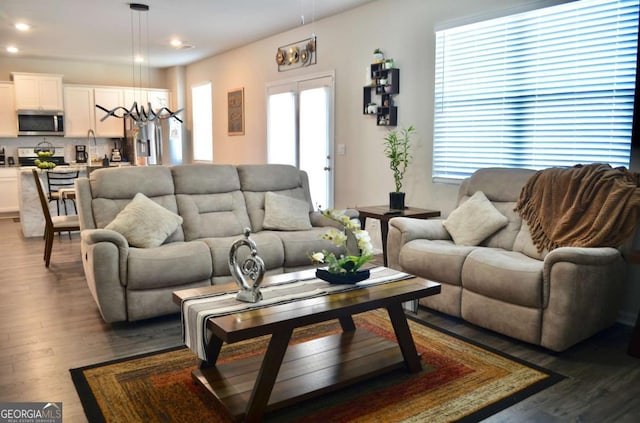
383,125 -> 415,210
384,58 -> 395,69
310,209 -> 374,283
373,48 -> 384,63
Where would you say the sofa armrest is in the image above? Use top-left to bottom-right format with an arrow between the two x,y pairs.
80,228 -> 131,323
82,228 -> 128,248
541,246 -> 625,351
544,246 -> 622,268
387,217 -> 451,269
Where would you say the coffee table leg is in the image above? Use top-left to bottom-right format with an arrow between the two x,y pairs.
339,315 -> 356,331
386,303 -> 422,373
244,327 -> 294,422
200,336 -> 224,369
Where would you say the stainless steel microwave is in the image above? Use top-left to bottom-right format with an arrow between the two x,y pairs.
17,110 -> 65,136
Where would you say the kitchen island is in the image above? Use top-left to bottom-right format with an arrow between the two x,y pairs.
18,164 -> 129,237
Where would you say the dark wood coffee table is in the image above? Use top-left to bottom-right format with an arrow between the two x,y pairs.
173,271 -> 440,422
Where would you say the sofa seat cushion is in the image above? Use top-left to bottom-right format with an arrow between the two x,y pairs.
265,228 -> 344,268
399,239 -> 476,286
461,248 -> 544,308
127,241 -> 213,290
202,232 -> 285,277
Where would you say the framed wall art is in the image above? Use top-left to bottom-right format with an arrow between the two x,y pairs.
227,87 -> 245,136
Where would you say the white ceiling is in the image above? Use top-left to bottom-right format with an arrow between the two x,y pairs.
0,0 -> 374,68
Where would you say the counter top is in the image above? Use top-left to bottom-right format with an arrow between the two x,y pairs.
18,162 -> 131,172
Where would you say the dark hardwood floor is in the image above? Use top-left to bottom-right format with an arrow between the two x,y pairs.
0,217 -> 638,422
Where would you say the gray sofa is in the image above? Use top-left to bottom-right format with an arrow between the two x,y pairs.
76,163 -> 348,323
387,167 -> 626,352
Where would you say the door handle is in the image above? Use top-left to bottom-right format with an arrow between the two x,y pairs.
324,167 -> 331,171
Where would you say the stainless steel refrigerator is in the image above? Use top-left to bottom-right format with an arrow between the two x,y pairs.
124,117 -> 183,165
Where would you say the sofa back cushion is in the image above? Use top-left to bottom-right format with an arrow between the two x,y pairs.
171,164 -> 252,241
237,164 -> 313,232
457,167 -> 536,251
90,166 -> 184,242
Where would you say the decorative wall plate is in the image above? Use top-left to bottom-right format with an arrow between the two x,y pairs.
300,48 -> 310,64
288,46 -> 299,64
276,36 -> 317,72
307,38 -> 316,52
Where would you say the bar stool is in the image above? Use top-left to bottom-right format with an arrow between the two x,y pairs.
45,170 -> 79,215
32,170 -> 80,267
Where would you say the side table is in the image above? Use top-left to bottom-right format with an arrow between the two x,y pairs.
357,205 -> 440,267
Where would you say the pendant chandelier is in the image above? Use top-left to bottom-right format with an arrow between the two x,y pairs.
96,3 -> 183,125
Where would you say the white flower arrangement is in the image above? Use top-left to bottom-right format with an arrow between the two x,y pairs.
311,209 -> 373,274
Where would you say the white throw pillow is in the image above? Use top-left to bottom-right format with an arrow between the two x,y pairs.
105,193 -> 183,248
443,191 -> 508,246
263,191 -> 312,231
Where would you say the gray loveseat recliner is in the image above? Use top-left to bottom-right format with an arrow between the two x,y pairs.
76,163 -> 349,323
387,167 -> 626,352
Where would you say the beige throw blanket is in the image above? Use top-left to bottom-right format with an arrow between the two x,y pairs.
515,164 -> 640,252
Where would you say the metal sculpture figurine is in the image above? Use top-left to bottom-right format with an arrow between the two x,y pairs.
228,228 -> 265,303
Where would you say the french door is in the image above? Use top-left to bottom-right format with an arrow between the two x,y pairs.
266,73 -> 334,209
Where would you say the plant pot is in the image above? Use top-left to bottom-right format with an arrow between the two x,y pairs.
373,53 -> 384,63
389,192 -> 405,210
316,268 -> 370,284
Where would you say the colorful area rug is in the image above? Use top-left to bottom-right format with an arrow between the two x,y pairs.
70,310 -> 564,422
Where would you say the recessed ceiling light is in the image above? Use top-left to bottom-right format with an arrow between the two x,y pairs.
170,39 -> 194,50
15,22 -> 30,31
7,46 -> 19,53
134,55 -> 144,63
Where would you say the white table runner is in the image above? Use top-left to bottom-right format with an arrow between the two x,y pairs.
181,266 -> 413,360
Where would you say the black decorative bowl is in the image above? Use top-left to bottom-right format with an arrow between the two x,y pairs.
316,268 -> 370,285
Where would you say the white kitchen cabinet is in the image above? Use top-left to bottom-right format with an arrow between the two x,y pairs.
63,86 -> 95,137
124,88 -> 170,113
94,88 -> 124,137
123,88 -> 148,110
12,73 -> 64,110
0,83 -> 17,137
147,89 -> 171,112
0,167 -> 19,212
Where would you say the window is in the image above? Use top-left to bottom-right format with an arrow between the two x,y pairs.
433,0 -> 639,181
192,82 -> 212,162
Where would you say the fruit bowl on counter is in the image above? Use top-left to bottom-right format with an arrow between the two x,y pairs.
35,159 -> 56,169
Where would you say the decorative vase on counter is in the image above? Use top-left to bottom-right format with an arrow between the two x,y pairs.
389,192 -> 405,210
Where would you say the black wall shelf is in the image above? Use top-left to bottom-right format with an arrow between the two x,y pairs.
363,64 -> 400,126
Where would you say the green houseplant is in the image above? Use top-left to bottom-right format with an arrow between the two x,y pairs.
373,48 -> 384,63
383,125 -> 415,210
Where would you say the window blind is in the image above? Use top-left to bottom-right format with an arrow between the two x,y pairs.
433,0 -> 640,182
